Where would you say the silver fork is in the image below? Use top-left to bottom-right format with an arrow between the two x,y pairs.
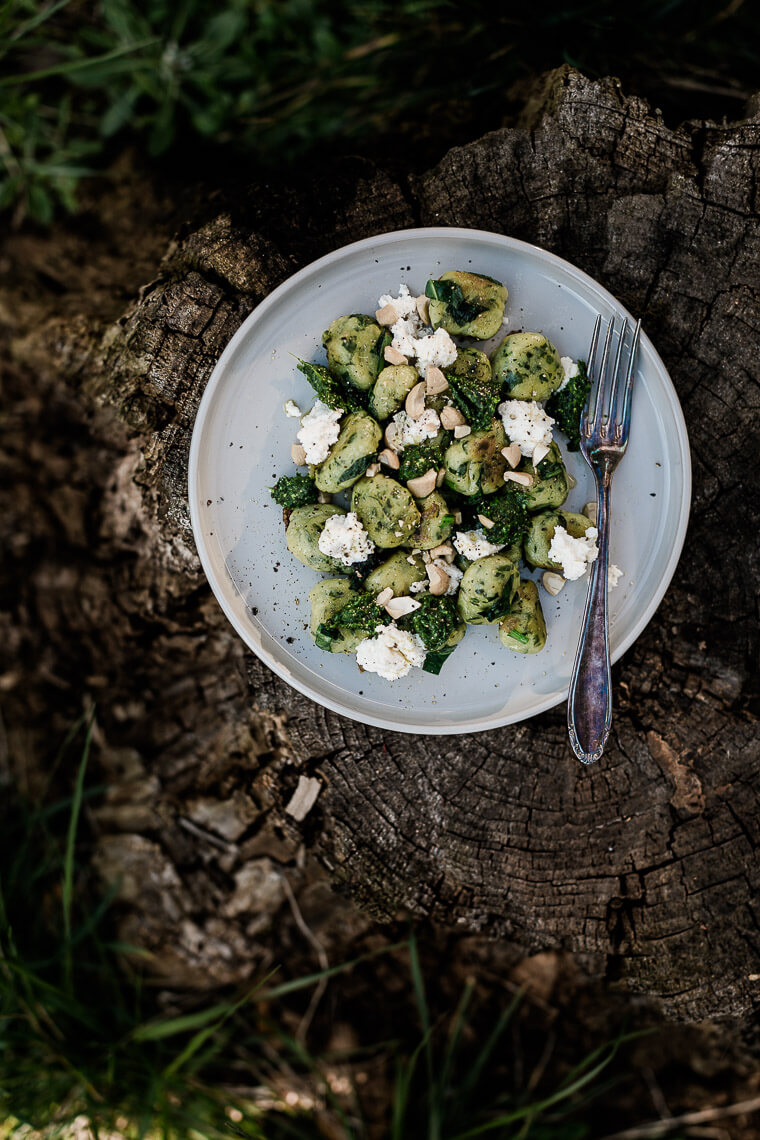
567,315 -> 641,764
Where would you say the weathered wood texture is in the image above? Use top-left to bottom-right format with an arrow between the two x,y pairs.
5,69 -> 760,1020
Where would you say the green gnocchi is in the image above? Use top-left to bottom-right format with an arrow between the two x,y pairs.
270,270 -> 601,682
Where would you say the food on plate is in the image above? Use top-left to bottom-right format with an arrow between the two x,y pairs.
271,270 -> 603,682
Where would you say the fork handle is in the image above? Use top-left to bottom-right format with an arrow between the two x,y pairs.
567,475 -> 612,764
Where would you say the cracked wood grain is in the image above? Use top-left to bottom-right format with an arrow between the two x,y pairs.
4,69 -> 760,1022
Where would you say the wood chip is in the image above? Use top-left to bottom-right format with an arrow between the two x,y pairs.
378,447 -> 400,470
504,470 -> 534,487
542,571 -> 566,596
477,514 -> 495,530
285,775 -> 321,822
375,587 -> 393,606
384,345 -> 407,365
426,562 -> 450,596
425,365 -> 449,395
440,405 -> 466,429
416,294 -> 430,323
385,596 -> 421,620
375,303 -> 397,326
405,381 -> 427,420
453,424 -> 471,439
501,443 -> 521,468
291,442 -> 307,465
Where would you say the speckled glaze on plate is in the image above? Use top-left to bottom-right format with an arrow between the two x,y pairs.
188,228 -> 691,735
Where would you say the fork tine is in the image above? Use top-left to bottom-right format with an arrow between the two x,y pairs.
617,318 -> 641,441
588,318 -> 615,427
609,321 -> 627,420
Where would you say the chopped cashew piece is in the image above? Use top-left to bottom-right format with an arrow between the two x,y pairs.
426,562 -> 450,596
425,366 -> 449,395
477,514 -> 495,530
543,571 -> 566,596
365,462 -> 380,477
532,442 -> 551,466
291,442 -> 307,465
384,345 -> 407,365
583,500 -> 599,525
375,303 -> 397,326
429,542 -> 456,562
405,381 -> 427,420
415,294 -> 430,323
440,405 -> 466,429
504,470 -> 533,487
317,491 -> 332,503
375,587 -> 394,606
379,445 -> 400,469
453,424 -> 471,439
406,468 -> 438,498
385,596 -> 422,620
501,443 -> 522,468
436,467 -> 446,488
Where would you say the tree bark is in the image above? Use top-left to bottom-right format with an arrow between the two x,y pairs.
4,68 -> 759,1021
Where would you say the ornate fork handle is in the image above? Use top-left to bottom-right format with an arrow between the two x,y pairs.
567,470 -> 611,763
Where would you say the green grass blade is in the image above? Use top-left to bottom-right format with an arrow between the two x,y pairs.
6,0 -> 73,46
0,38 -> 159,87
258,940 -> 407,1000
62,712 -> 94,990
456,988 -> 522,1104
132,1001 -> 235,1041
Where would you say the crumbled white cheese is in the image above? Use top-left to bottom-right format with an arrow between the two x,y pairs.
297,401 -> 342,464
284,399 -> 301,418
432,558 -> 463,595
453,529 -> 506,561
384,292 -> 458,373
386,408 -> 440,451
413,328 -> 458,372
355,623 -> 426,680
377,284 -> 417,322
548,525 -> 599,580
391,315 -> 424,358
317,512 -> 375,566
558,357 -> 579,391
608,563 -> 623,589
409,579 -> 428,594
498,398 -> 555,459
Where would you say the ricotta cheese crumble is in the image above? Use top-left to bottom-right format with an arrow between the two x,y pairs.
386,408 -> 441,451
380,287 -> 458,373
413,328 -> 458,372
498,398 -> 555,459
377,284 -> 417,322
548,525 -> 599,580
355,623 -> 426,680
284,399 -> 301,417
317,512 -> 375,566
558,357 -> 579,391
453,529 -> 506,561
608,563 -> 623,589
297,401 -> 342,464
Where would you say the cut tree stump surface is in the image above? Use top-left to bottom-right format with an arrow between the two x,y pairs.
8,69 -> 760,1022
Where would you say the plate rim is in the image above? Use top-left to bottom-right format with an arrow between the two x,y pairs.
188,226 -> 692,735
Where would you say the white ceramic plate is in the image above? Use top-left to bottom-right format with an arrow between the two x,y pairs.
188,228 -> 691,735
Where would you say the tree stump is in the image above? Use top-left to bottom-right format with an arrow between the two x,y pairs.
10,68 -> 760,1021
